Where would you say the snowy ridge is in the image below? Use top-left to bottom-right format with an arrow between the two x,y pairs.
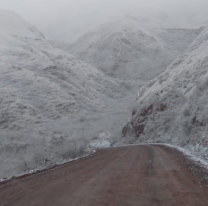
124,25 -> 208,160
56,16 -> 201,83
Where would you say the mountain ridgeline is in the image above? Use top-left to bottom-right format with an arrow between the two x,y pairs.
54,16 -> 202,84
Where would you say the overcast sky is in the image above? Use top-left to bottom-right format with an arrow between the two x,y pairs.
0,0 -> 208,40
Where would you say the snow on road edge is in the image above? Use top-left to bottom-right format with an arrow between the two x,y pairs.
114,142 -> 208,170
0,150 -> 96,184
162,143 -> 208,169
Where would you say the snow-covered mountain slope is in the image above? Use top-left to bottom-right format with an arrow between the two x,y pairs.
123,25 -> 208,158
0,17 -> 122,129
0,10 -> 124,179
0,10 -> 44,38
55,16 -> 202,82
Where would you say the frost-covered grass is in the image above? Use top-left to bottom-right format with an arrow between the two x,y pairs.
0,141 -> 96,182
0,130 -> 92,179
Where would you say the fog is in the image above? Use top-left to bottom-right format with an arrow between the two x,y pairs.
0,0 -> 208,40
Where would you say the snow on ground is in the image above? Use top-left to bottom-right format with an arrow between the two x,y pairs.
0,10 -> 125,179
162,144 -> 208,169
162,144 -> 208,187
89,132 -> 111,149
89,140 -> 111,149
123,25 -> 208,161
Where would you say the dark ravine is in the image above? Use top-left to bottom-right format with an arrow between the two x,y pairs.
0,145 -> 208,206
122,104 -> 167,138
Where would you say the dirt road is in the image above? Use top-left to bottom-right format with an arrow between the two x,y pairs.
1,145 -> 208,206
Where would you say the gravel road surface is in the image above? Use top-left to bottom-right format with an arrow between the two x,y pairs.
1,145 -> 208,206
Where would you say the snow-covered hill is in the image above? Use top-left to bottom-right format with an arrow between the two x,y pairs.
0,10 -> 44,38
123,25 -> 208,159
0,10 -> 124,179
55,16 -> 201,83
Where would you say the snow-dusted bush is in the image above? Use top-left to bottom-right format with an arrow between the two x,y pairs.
0,130 -> 92,179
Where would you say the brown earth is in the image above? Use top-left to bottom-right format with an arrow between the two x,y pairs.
1,145 -> 208,206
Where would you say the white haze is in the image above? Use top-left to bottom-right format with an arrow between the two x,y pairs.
0,0 -> 208,40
